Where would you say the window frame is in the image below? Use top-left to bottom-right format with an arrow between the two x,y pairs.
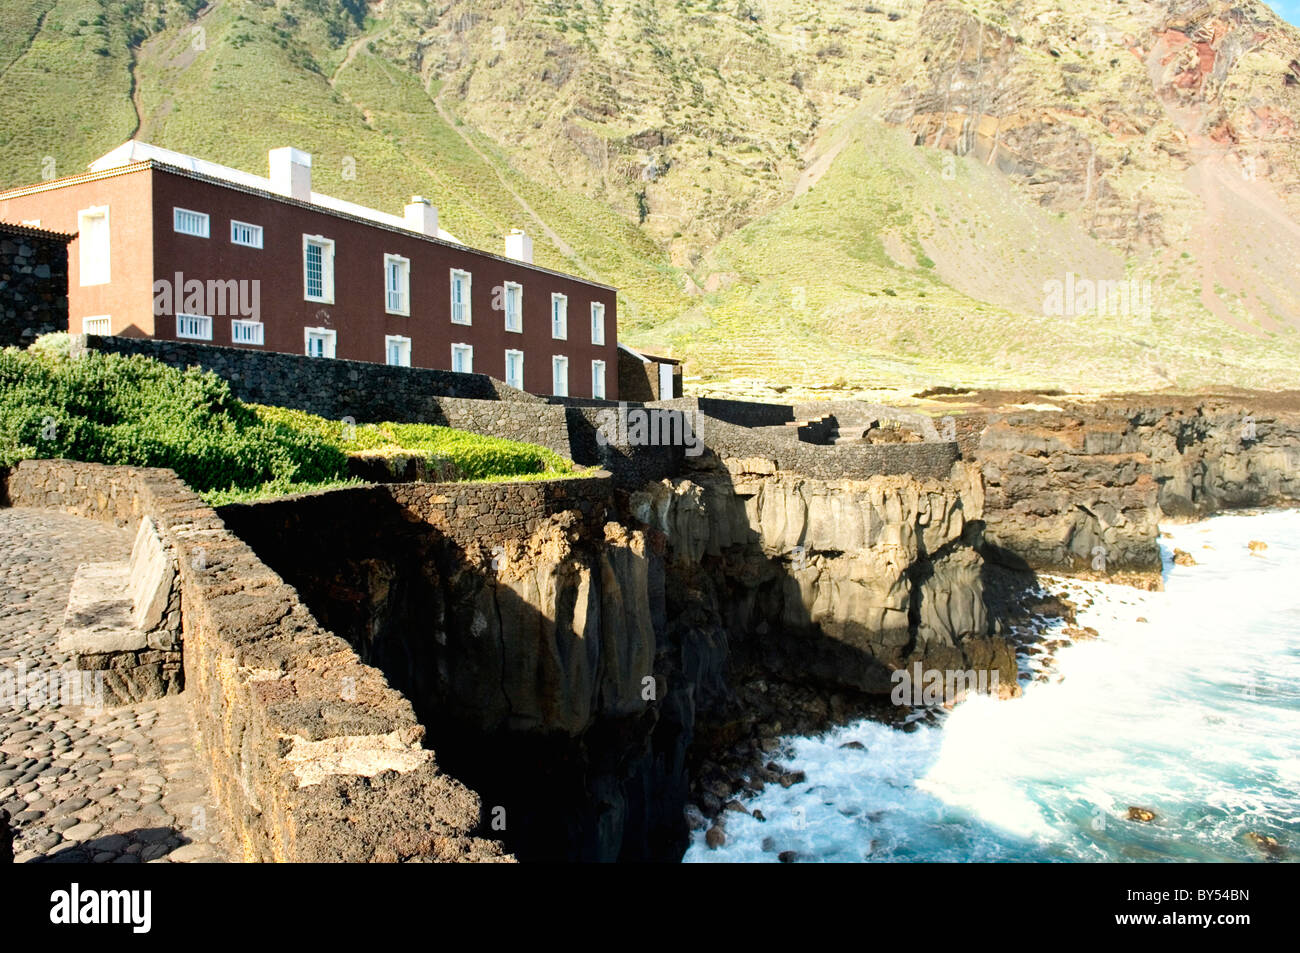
173,207 -> 210,238
304,326 -> 337,359
176,312 -> 213,341
230,319 -> 264,346
303,235 -> 336,304
551,293 -> 568,340
504,348 -> 525,390
77,206 -> 110,287
384,253 -> 411,316
230,220 -> 263,248
591,359 -> 606,399
451,342 -> 474,374
591,301 -> 606,346
385,334 -> 412,367
450,268 -> 473,325
81,315 -> 111,336
552,354 -> 569,397
503,281 -> 523,333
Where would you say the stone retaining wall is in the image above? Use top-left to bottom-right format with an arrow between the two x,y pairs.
653,396 -> 794,428
66,337 -> 959,485
0,459 -> 509,863
432,396 -> 571,458
668,407 -> 960,481
73,334 -> 540,413
0,222 -> 70,348
563,406 -> 690,487
217,474 -> 614,553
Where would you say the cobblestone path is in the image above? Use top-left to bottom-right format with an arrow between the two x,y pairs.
0,507 -> 232,863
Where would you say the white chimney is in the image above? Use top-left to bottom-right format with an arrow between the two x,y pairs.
268,147 -> 312,202
404,196 -> 439,237
505,228 -> 533,264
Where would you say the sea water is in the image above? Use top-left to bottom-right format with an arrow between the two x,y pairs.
685,509 -> 1300,863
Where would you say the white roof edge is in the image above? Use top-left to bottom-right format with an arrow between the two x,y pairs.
618,343 -> 652,362
88,140 -> 464,245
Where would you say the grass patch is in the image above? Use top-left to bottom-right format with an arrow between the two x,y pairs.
250,405 -> 580,482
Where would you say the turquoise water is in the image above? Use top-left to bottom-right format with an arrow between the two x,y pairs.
685,509 -> 1300,863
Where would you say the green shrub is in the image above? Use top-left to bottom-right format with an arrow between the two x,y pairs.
0,348 -> 348,494
28,332 -> 71,360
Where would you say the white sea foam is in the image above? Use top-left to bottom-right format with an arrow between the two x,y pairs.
685,509 -> 1300,863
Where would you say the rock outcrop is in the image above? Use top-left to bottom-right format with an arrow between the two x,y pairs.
632,455 -> 1013,695
969,394 -> 1300,580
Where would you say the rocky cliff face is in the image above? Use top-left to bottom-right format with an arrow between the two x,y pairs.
883,0 -> 1300,332
631,455 -> 1013,695
222,453 -> 1014,861
970,394 -> 1300,580
390,457 -> 1013,861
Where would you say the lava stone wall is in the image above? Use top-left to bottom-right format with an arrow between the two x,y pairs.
216,474 -> 614,554
72,334 -> 539,414
432,397 -> 571,458
651,399 -> 960,481
0,223 -> 70,347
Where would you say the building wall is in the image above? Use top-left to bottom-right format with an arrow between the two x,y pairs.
146,169 -> 618,398
0,167 -> 156,337
617,348 -> 682,401
0,224 -> 70,347
1,163 -> 618,398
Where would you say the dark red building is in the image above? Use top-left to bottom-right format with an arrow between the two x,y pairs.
0,142 -> 618,398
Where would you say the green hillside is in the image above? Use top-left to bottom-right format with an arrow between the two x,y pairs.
2,0 -> 1298,398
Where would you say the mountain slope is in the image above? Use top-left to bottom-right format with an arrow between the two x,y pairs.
1,0 -> 1298,396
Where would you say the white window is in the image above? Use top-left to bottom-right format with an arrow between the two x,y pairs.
386,335 -> 411,367
451,343 -> 474,374
303,235 -> 335,303
505,349 -> 524,390
231,320 -> 264,345
173,207 -> 209,238
385,254 -> 410,315
592,360 -> 606,399
305,327 -> 336,358
591,302 -> 606,346
504,281 -> 523,333
231,220 -> 263,248
176,313 -> 213,341
77,206 -> 110,286
552,355 -> 569,396
551,293 -> 567,339
450,269 -> 472,325
81,315 -> 111,335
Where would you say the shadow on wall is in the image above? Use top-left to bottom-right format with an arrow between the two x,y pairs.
216,458 -> 1020,863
